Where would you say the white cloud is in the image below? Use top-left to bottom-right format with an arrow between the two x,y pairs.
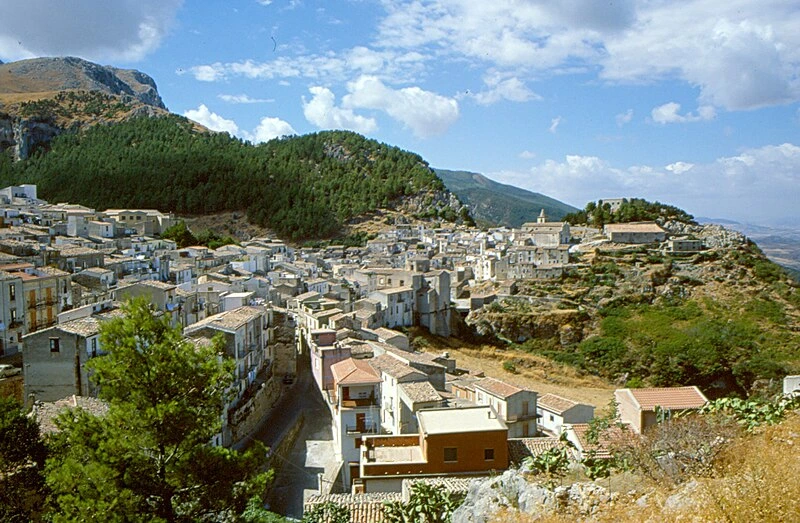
302,86 -> 378,134
186,48 -> 427,85
601,4 -> 800,110
251,117 -> 295,142
187,65 -> 225,82
184,105 -> 240,135
343,75 -> 459,138
665,162 -> 695,174
651,102 -> 716,124
519,150 -> 537,160
471,73 -> 541,105
491,143 -> 800,224
615,109 -> 633,126
372,1 -> 800,111
549,116 -> 562,134
218,94 -> 274,104
257,0 -> 272,5
0,0 -> 182,62
183,104 -> 294,143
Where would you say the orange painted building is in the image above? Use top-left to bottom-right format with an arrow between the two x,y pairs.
357,405 -> 508,493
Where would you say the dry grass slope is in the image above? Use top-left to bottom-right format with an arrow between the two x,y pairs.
412,328 -> 614,409
491,412 -> 800,523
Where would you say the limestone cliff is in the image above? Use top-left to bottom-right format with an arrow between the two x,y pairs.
0,56 -> 165,109
0,57 -> 169,160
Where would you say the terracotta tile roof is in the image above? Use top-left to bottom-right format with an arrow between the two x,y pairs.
566,423 -> 633,460
57,317 -> 102,337
332,358 -> 381,385
184,306 -> 264,333
623,386 -> 708,411
375,343 -> 445,369
537,393 -> 579,414
369,354 -> 427,382
508,437 -> 567,464
399,381 -> 442,404
32,395 -> 109,435
135,280 -> 176,290
604,222 -> 665,234
475,377 -> 525,399
305,493 -> 400,523
401,477 -> 476,498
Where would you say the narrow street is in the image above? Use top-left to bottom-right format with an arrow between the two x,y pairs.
265,386 -> 337,518
236,355 -> 339,518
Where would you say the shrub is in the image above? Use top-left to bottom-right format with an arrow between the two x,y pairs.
502,360 -> 517,373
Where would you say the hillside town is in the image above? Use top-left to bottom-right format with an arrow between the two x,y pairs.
0,184 -> 798,520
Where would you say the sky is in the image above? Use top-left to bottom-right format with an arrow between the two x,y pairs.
1,1 -> 799,226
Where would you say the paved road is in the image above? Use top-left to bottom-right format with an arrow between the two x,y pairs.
266,388 -> 336,518
235,360 -> 312,451
236,356 -> 339,518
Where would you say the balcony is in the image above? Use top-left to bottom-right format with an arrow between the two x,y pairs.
341,397 -> 379,408
346,422 -> 380,435
504,412 -> 539,422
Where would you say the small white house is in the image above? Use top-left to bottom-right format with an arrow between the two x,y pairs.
784,375 -> 800,396
536,393 -> 595,435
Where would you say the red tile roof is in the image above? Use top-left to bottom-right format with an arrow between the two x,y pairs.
331,358 -> 381,385
623,386 -> 708,411
537,393 -> 579,414
475,377 -> 525,399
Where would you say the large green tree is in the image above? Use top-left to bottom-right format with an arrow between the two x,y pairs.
45,298 -> 271,522
0,397 -> 48,522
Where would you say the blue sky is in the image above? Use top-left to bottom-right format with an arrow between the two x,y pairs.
1,1 -> 799,225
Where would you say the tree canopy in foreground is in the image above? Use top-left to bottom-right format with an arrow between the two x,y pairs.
45,298 -> 271,522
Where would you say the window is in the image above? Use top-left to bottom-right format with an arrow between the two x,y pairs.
484,448 -> 495,461
354,437 -> 362,448
49,338 -> 60,353
90,338 -> 98,357
550,414 -> 555,422
10,309 -> 16,323
9,285 -> 15,301
443,447 -> 458,463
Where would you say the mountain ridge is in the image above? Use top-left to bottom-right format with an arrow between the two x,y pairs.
436,168 -> 578,227
0,56 -> 165,109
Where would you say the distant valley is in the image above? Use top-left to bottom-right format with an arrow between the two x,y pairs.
699,218 -> 800,275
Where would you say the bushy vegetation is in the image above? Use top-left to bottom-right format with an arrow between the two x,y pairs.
19,91 -> 130,120
383,482 -> 465,523
564,198 -> 696,227
162,220 -> 238,249
1,115 -> 452,241
539,297 -> 793,392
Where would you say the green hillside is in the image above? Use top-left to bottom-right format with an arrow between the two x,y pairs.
0,115 -> 461,241
436,168 -> 578,227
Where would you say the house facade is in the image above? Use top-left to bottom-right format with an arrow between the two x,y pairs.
615,386 -> 708,433
357,406 -> 508,493
474,377 -> 538,437
536,393 -> 595,435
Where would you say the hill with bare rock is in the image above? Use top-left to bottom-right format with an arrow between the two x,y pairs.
467,222 -> 800,396
0,57 -> 169,160
0,56 -> 165,108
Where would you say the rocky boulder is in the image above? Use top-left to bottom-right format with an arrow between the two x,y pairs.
452,469 -> 616,523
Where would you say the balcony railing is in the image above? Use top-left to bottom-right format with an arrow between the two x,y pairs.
504,412 -> 539,422
341,398 -> 379,408
346,422 -> 380,435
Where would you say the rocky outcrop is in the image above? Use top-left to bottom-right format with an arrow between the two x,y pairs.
395,189 -> 472,224
0,56 -> 170,160
661,220 -> 747,249
452,469 -> 616,523
467,301 -> 587,344
0,116 -> 62,160
0,56 -> 166,109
